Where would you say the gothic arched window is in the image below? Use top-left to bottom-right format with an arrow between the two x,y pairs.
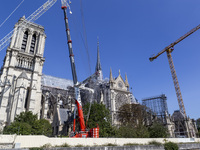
21,31 -> 28,52
30,34 -> 36,54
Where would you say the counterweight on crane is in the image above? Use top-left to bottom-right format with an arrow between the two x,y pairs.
61,0 -> 99,138
149,23 -> 200,117
0,0 -> 57,52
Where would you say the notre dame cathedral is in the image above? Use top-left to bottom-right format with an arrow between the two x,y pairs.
0,17 -> 137,135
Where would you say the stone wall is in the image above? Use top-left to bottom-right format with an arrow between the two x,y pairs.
46,144 -> 200,150
0,135 -> 200,149
0,135 -> 16,149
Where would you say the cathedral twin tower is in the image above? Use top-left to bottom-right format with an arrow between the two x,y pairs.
0,17 -> 45,125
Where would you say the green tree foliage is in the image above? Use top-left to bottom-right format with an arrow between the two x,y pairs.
196,118 -> 200,128
117,124 -> 137,138
83,102 -> 116,137
117,103 -> 169,138
164,142 -> 178,150
118,103 -> 148,126
117,124 -> 149,138
196,118 -> 200,137
14,111 -> 37,123
3,111 -> 52,136
148,122 -> 169,138
116,103 -> 150,138
198,128 -> 200,137
4,122 -> 32,135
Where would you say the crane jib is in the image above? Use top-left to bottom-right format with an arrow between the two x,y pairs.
149,23 -> 200,61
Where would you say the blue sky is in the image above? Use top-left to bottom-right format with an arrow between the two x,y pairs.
0,0 -> 200,119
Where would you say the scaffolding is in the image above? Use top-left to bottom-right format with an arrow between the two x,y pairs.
142,94 -> 168,124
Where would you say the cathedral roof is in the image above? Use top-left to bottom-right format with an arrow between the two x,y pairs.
41,74 -> 73,90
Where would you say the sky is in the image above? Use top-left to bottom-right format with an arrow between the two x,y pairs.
0,0 -> 200,119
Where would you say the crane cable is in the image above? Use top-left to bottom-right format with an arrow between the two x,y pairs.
79,0 -> 94,128
67,0 -> 93,127
80,0 -> 92,75
0,0 -> 25,28
69,0 -> 92,76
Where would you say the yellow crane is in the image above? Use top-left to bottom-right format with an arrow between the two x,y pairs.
149,24 -> 200,117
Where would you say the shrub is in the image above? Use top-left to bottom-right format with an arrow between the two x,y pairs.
164,142 -> 178,150
148,140 -> 162,146
41,143 -> 51,148
29,148 -> 43,150
103,143 -> 118,146
124,143 -> 140,146
60,143 -> 70,147
148,122 -> 169,138
75,144 -> 84,147
3,111 -> 52,136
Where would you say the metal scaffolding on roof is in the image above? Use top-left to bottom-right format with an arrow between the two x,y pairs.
142,94 -> 168,124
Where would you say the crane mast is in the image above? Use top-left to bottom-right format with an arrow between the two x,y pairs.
149,23 -> 200,117
166,49 -> 186,116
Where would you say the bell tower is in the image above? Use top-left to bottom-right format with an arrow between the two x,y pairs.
0,17 -> 46,125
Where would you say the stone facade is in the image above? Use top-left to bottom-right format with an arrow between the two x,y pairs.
108,69 -> 135,125
0,18 -> 135,134
172,110 -> 198,138
0,17 -> 46,126
45,47 -> 136,135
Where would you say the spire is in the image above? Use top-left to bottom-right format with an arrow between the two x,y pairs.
125,73 -> 129,87
95,37 -> 103,80
95,37 -> 102,72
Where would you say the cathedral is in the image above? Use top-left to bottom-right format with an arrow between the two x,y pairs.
1,17 -> 197,138
0,17 -> 136,134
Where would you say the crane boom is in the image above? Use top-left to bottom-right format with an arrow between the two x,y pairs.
149,24 -> 200,61
61,0 -> 85,133
0,0 -> 57,52
61,0 -> 99,138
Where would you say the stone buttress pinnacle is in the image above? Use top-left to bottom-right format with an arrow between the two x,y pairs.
125,73 -> 129,87
109,68 -> 114,83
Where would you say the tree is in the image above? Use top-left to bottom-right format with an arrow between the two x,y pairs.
115,103 -> 150,138
116,124 -> 149,138
83,102 -> 116,137
198,128 -> 200,137
196,118 -> 200,128
3,111 -> 52,136
148,122 -> 169,138
196,118 -> 200,137
118,103 -> 148,127
4,122 -> 32,135
117,103 -> 169,138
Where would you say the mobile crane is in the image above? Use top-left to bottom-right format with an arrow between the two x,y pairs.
61,0 -> 99,138
149,23 -> 200,117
